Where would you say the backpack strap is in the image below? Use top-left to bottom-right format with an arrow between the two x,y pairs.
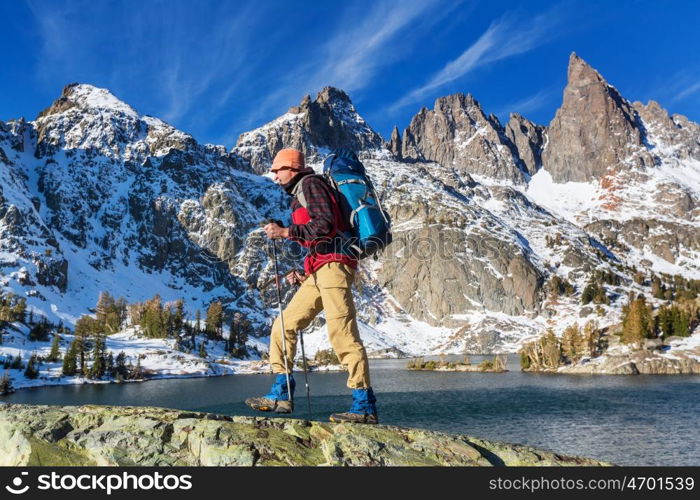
291,175 -> 310,208
291,173 -> 360,255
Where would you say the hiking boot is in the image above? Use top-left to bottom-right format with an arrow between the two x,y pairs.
245,373 -> 295,414
329,387 -> 378,424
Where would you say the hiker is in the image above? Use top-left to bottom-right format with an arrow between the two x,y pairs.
245,148 -> 377,424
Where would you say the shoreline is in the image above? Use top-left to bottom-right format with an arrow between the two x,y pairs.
0,359 -> 352,396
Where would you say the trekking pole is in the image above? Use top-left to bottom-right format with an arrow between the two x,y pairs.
268,231 -> 293,405
297,328 -> 312,420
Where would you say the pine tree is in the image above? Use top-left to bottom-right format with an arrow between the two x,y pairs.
116,297 -> 128,329
74,315 -> 98,337
165,304 -> 175,337
581,283 -> 595,305
115,351 -> 128,378
10,354 -> 23,370
88,334 -> 106,379
0,370 -> 13,395
205,302 -> 224,339
622,296 -> 653,346
174,299 -> 185,334
95,292 -> 114,333
12,297 -> 27,323
62,341 -> 78,376
198,342 -> 208,358
130,357 -> 142,380
656,306 -> 673,338
29,317 -> 51,342
583,320 -> 600,357
238,317 -> 250,357
519,328 -> 562,370
142,295 -> 166,338
542,330 -> 562,368
24,355 -> 39,379
672,307 -> 690,337
47,334 -> 62,362
106,352 -> 114,377
561,324 -> 585,363
74,333 -> 87,374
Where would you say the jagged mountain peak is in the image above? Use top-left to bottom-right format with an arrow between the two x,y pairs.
37,83 -> 138,120
400,90 -> 527,184
316,86 -> 352,105
566,52 -> 621,97
32,83 -> 200,160
234,86 -> 386,174
433,92 -> 480,112
541,54 -> 652,183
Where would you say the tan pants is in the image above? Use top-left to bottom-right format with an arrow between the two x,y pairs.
269,262 -> 370,389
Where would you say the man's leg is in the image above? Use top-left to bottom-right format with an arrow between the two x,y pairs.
246,276 -> 323,413
269,277 -> 323,374
316,263 -> 377,423
316,262 -> 370,389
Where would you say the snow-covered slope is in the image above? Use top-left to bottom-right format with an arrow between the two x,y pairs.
1,84 -> 290,330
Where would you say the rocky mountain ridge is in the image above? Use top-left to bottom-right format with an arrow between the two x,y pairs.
1,53 -> 699,356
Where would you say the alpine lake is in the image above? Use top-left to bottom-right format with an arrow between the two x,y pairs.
4,355 -> 699,466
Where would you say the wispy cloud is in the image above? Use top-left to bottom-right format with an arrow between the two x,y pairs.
25,0 -> 465,146
26,0 -> 263,129
647,69 -> 700,107
306,0 -> 445,93
232,0 -> 456,137
493,88 -> 557,120
672,80 -> 700,102
388,6 -> 569,113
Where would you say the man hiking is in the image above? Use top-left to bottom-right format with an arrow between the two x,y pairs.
245,148 -> 378,424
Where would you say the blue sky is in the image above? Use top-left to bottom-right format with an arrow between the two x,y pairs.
1,0 -> 699,148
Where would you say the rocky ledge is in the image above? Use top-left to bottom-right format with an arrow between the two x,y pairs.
558,350 -> 700,375
0,404 -> 609,466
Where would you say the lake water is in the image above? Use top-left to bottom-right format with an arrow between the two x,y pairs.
4,356 -> 699,466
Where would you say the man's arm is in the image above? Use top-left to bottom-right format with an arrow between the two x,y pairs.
288,176 -> 336,243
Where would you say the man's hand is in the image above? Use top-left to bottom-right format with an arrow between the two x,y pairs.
264,223 -> 290,239
286,270 -> 306,286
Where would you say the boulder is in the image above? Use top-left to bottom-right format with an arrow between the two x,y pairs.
0,404 -> 610,466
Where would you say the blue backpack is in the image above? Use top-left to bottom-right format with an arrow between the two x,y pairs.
322,149 -> 392,259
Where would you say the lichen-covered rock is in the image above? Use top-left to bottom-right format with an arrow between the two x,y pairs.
0,404 -> 610,466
